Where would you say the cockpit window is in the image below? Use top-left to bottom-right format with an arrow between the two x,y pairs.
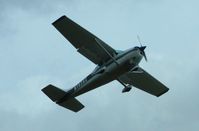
116,50 -> 123,54
92,66 -> 100,73
134,46 -> 139,50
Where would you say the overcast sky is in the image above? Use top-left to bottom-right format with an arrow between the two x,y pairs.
0,0 -> 199,131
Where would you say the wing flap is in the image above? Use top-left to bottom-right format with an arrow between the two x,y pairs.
119,68 -> 169,97
77,46 -> 102,64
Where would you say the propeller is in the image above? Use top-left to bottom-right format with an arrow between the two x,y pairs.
137,35 -> 147,61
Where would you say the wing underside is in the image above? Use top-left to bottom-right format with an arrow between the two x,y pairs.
119,67 -> 169,97
52,15 -> 116,65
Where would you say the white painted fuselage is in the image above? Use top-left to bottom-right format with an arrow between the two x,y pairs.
68,47 -> 143,97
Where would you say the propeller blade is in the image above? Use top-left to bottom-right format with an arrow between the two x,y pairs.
137,35 -> 147,62
139,46 -> 147,62
137,35 -> 142,47
143,51 -> 147,62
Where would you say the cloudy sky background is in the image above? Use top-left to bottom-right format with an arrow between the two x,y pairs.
0,0 -> 199,130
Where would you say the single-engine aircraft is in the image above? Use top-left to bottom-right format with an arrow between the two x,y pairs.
42,15 -> 169,112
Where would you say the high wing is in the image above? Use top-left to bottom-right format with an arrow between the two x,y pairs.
119,67 -> 169,97
52,15 -> 116,65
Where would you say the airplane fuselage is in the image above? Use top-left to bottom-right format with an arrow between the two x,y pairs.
69,47 -> 143,97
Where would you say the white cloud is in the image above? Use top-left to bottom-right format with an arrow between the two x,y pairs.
0,75 -> 59,116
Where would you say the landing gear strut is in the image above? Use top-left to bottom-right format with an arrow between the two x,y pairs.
117,78 -> 132,93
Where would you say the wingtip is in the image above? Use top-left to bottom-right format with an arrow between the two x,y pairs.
41,84 -> 53,92
74,105 -> 85,113
52,15 -> 67,25
156,88 -> 169,97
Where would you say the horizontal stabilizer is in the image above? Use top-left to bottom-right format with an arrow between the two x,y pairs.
42,84 -> 66,102
58,97 -> 84,112
42,84 -> 84,112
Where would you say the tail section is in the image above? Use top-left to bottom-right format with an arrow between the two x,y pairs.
42,84 -> 84,112
57,97 -> 84,112
42,84 -> 66,102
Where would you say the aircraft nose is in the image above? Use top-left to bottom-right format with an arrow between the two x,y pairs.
139,46 -> 146,52
138,46 -> 147,61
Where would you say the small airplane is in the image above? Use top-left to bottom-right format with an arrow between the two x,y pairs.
42,15 -> 169,112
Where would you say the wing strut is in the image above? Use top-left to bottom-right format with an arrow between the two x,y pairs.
95,38 -> 119,66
